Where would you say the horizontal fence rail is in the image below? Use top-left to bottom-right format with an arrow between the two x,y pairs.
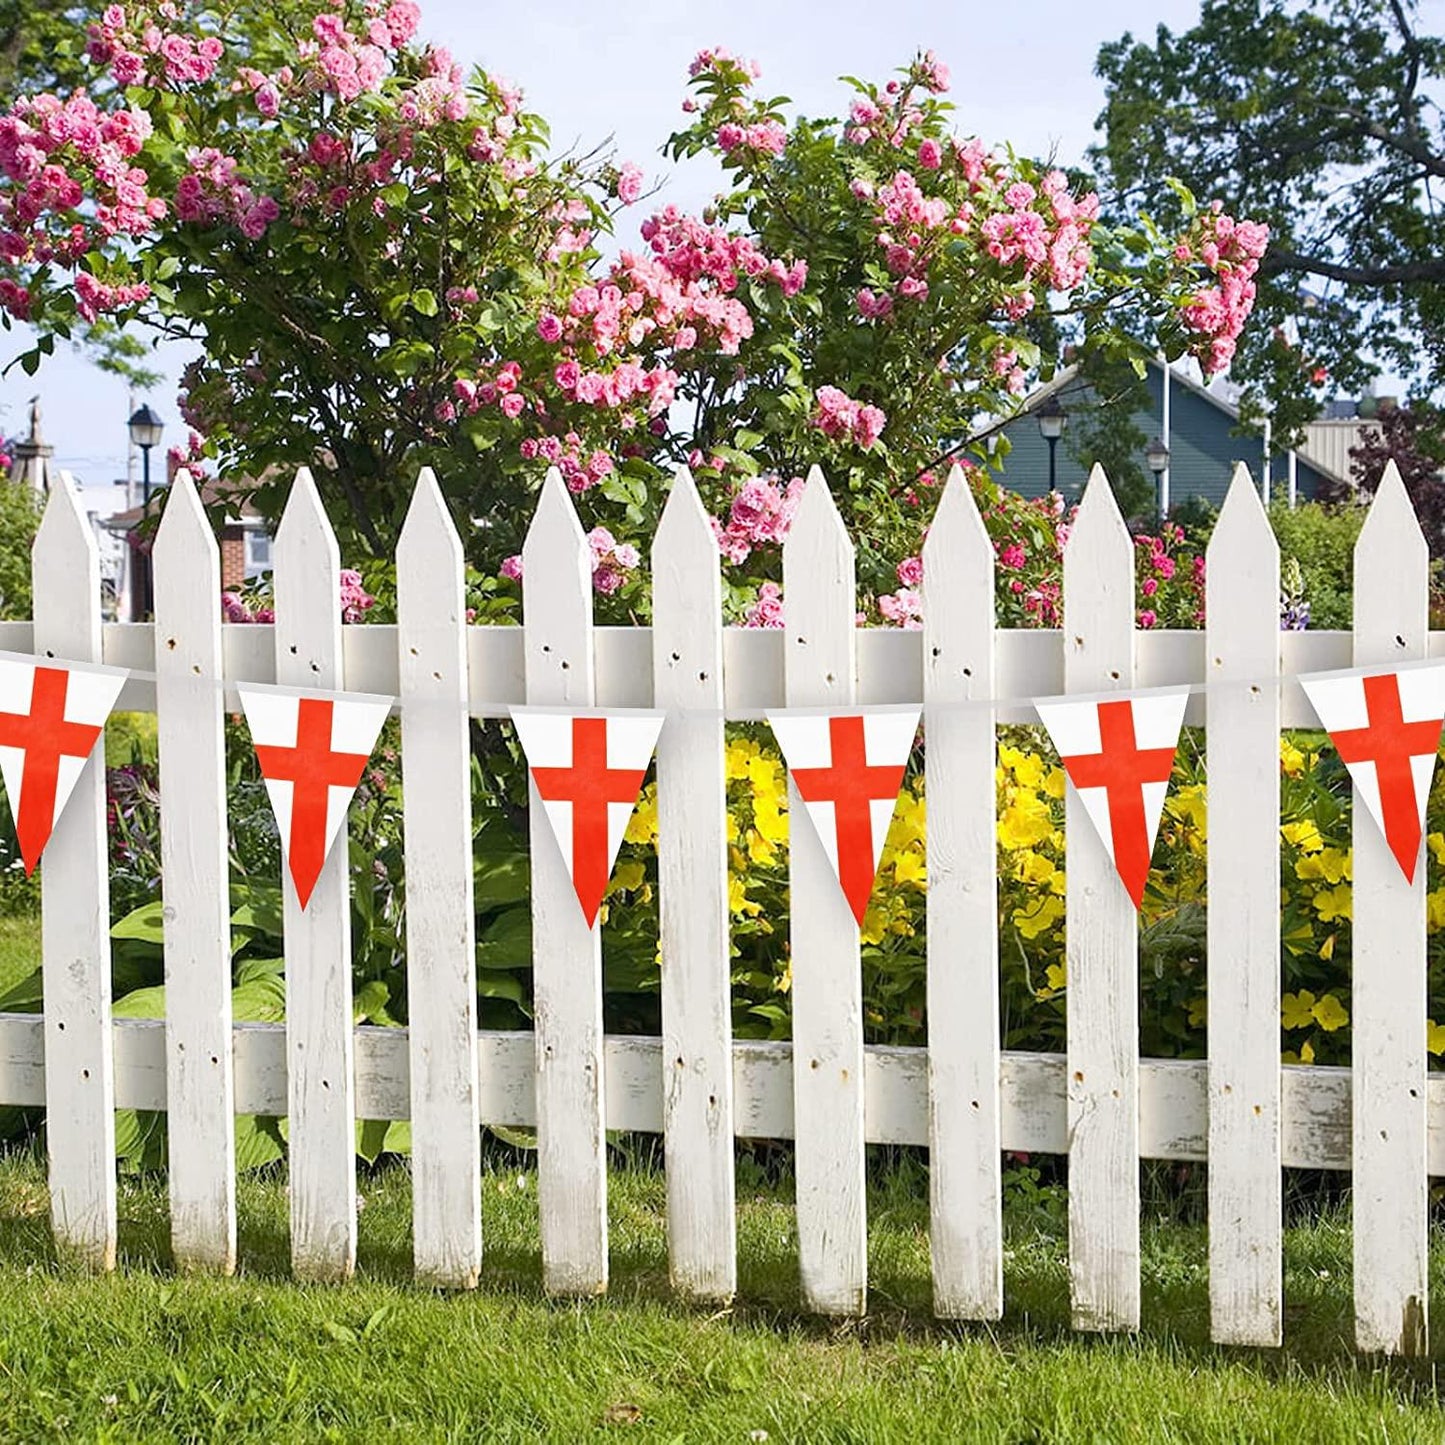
3,459 -> 1441,1355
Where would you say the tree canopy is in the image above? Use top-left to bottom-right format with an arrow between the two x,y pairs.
1094,0 -> 1445,440
0,2 -> 1266,618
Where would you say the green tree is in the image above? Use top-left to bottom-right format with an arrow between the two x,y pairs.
0,477 -> 39,618
1094,0 -> 1445,442
1,7 -> 1265,617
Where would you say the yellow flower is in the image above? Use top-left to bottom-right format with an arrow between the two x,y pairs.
1283,1040 -> 1317,1065
1281,991 -> 1317,1031
753,797 -> 788,845
1429,1019 -> 1445,1056
1281,820 -> 1324,853
1428,890 -> 1445,934
1187,995 -> 1207,1029
1320,931 -> 1336,961
608,859 -> 646,895
1296,848 -> 1349,885
1000,745 -> 1046,788
1280,740 -> 1305,777
775,958 -> 792,994
625,785 -> 658,845
860,904 -> 888,946
725,737 -> 762,781
1042,767 -> 1067,800
1312,993 -> 1349,1032
998,793 -> 1054,850
1430,833 -> 1445,866
891,790 -> 926,849
747,828 -> 778,866
893,849 -> 927,887
1167,784 -> 1208,838
1313,884 -> 1352,923
1034,961 -> 1067,1000
728,876 -> 762,918
1014,851 -> 1057,887
1013,893 -> 1064,941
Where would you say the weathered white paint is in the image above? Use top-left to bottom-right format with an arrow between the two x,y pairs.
32,473 -> 116,1269
153,471 -> 235,1274
652,468 -> 736,1301
273,468 -> 357,1282
922,467 -> 1001,1320
29,616 -> 1442,732
522,469 -> 608,1296
1350,461 -> 1428,1356
1205,465 -> 1282,1345
783,467 -> 866,1317
1062,467 -> 1140,1332
397,469 -> 481,1289
0,1019 -> 1429,1177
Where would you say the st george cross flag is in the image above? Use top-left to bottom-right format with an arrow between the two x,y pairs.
1034,691 -> 1189,909
509,708 -> 665,928
766,708 -> 920,926
236,683 -> 393,909
1300,664 -> 1445,882
0,652 -> 128,874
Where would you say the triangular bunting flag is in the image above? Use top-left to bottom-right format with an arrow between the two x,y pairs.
237,683 -> 392,908
1034,691 -> 1188,908
1301,665 -> 1445,882
766,708 -> 919,926
0,652 -> 127,874
510,708 -> 664,927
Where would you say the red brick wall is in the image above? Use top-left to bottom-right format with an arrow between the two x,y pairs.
220,531 -> 246,590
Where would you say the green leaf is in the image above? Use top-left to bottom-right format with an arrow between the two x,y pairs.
112,985 -> 166,1019
111,901 -> 166,945
410,289 -> 439,318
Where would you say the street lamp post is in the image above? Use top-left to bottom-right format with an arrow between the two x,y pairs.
1145,436 -> 1171,525
127,404 -> 164,618
1035,394 -> 1067,495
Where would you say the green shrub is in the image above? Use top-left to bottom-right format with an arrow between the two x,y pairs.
0,484 -> 38,621
1268,500 -> 1367,630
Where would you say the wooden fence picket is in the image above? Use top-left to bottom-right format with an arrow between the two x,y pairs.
522,469 -> 608,1296
153,470 -> 235,1274
397,469 -> 481,1289
1350,461 -> 1429,1355
1205,464 -> 1282,1345
273,467 -> 357,1282
32,473 -> 116,1268
921,466 -> 1001,1320
782,466 -> 867,1316
652,467 -> 736,1301
1062,466 -> 1140,1332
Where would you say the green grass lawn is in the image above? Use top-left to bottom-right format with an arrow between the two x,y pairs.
0,911 -> 38,995
0,1152 -> 1436,1442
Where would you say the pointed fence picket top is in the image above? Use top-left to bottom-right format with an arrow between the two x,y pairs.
397,469 -> 480,1289
153,470 -> 235,1274
521,468 -> 608,1296
781,465 -> 867,1316
1205,464 -> 1281,1345
922,466 -> 1001,1320
273,466 -> 357,1282
1351,460 -> 1429,1355
651,467 -> 735,1302
32,473 -> 115,1268
1061,465 -> 1140,1332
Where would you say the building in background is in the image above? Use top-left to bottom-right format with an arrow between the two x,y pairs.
996,358 -> 1357,514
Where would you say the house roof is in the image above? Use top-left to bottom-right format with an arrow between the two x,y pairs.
103,473 -> 265,531
1016,359 -> 1355,491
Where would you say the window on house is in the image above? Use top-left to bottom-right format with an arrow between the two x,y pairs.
245,530 -> 272,578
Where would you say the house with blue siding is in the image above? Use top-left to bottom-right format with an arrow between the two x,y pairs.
993,358 -> 1350,512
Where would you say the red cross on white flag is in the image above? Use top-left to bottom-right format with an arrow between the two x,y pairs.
766,708 -> 919,926
1034,691 -> 1188,909
1300,665 -> 1445,882
509,708 -> 665,928
237,684 -> 393,909
0,652 -> 127,874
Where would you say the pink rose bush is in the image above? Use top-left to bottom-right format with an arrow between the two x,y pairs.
0,10 -> 1265,625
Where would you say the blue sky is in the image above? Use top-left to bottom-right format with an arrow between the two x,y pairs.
0,0 -> 1207,498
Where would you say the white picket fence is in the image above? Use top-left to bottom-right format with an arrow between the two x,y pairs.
0,457 -> 1436,1354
